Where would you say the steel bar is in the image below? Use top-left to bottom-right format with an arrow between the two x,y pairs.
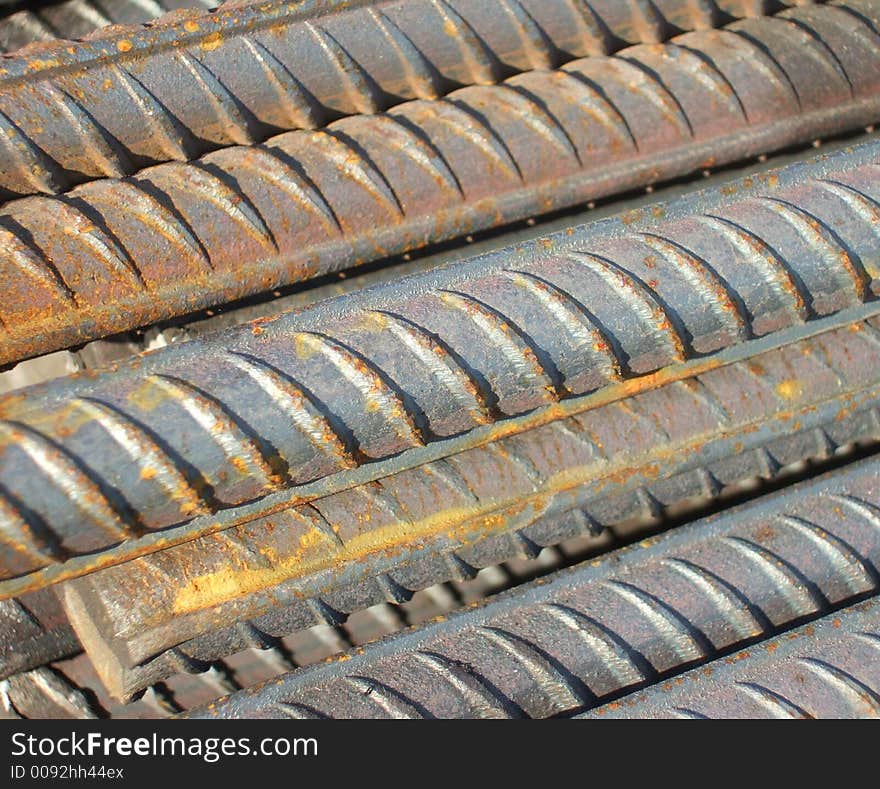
2,3 -> 877,364
0,0 -> 824,199
0,514 -> 535,685
181,457 -> 880,718
1,141 -> 880,596
0,666 -> 100,719
0,0 -> 215,55
51,560 -> 559,718
1,131 -> 863,396
10,549 -> 575,718
61,318 -> 880,699
0,589 -> 80,680
49,651 -> 242,719
583,597 -> 880,718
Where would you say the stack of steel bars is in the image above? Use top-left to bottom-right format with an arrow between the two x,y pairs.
1,0 -> 880,719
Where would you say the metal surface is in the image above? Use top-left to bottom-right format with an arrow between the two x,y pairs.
3,3 -> 879,364
0,0 -> 215,55
61,317 -> 880,699
0,131 -> 867,398
0,543 -> 602,717
1,0 -> 876,725
0,666 -> 99,719
42,549 -> 585,718
182,457 -> 880,718
1,141 -> 879,597
0,0 -> 823,198
0,589 -> 80,680
584,596 -> 880,718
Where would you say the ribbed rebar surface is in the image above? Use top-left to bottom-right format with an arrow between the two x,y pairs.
2,2 -> 878,363
1,141 -> 879,599
584,597 -> 880,718
0,0 -> 215,54
0,0 -> 831,197
1,0 -> 879,722
182,458 -> 880,718
58,315 -> 880,699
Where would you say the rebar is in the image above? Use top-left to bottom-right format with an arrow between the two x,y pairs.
0,666 -> 100,719
38,557 -> 573,718
1,0 -> 877,724
0,141 -> 879,597
0,0 -> 829,197
2,3 -> 878,364
0,589 -> 79,680
60,317 -> 880,699
0,0 -> 215,55
180,457 -> 880,718
583,597 -> 880,718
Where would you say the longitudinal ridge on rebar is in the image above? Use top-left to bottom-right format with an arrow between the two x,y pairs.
0,141 -> 879,598
0,0 -> 834,196
2,2 -> 879,364
0,0 -> 216,55
178,458 -> 880,719
57,316 -> 880,700
583,596 -> 880,718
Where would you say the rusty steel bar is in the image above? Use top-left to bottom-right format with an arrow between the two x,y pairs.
181,457 -> 880,718
61,318 -> 880,700
0,131 -> 863,398
0,0 -> 826,199
52,554 -> 574,718
0,0 -> 800,59
47,554 -> 576,719
0,0 -> 215,55
584,597 -> 880,718
1,141 -> 879,597
0,666 -> 100,719
3,536 -> 594,714
2,3 -> 878,365
0,589 -> 80,680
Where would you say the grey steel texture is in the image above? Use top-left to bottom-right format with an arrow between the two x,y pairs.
0,459 -> 605,692
59,316 -> 880,700
0,467 -> 555,684
0,666 -> 100,719
0,133 -> 864,399
15,554 -> 571,718
1,140 -> 880,597
0,0 -> 215,55
584,596 -> 880,718
0,133 -> 863,398
182,456 -> 880,719
3,2 -> 879,365
3,539 -> 592,717
0,589 -> 80,679
0,0 -> 813,59
0,0 -> 828,198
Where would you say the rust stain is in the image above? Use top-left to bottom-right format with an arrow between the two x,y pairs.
775,379 -> 803,401
2,311 -> 877,600
171,503 -> 480,615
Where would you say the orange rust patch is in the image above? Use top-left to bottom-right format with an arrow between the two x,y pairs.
200,32 -> 223,52
171,503 -> 480,615
775,379 -> 803,401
